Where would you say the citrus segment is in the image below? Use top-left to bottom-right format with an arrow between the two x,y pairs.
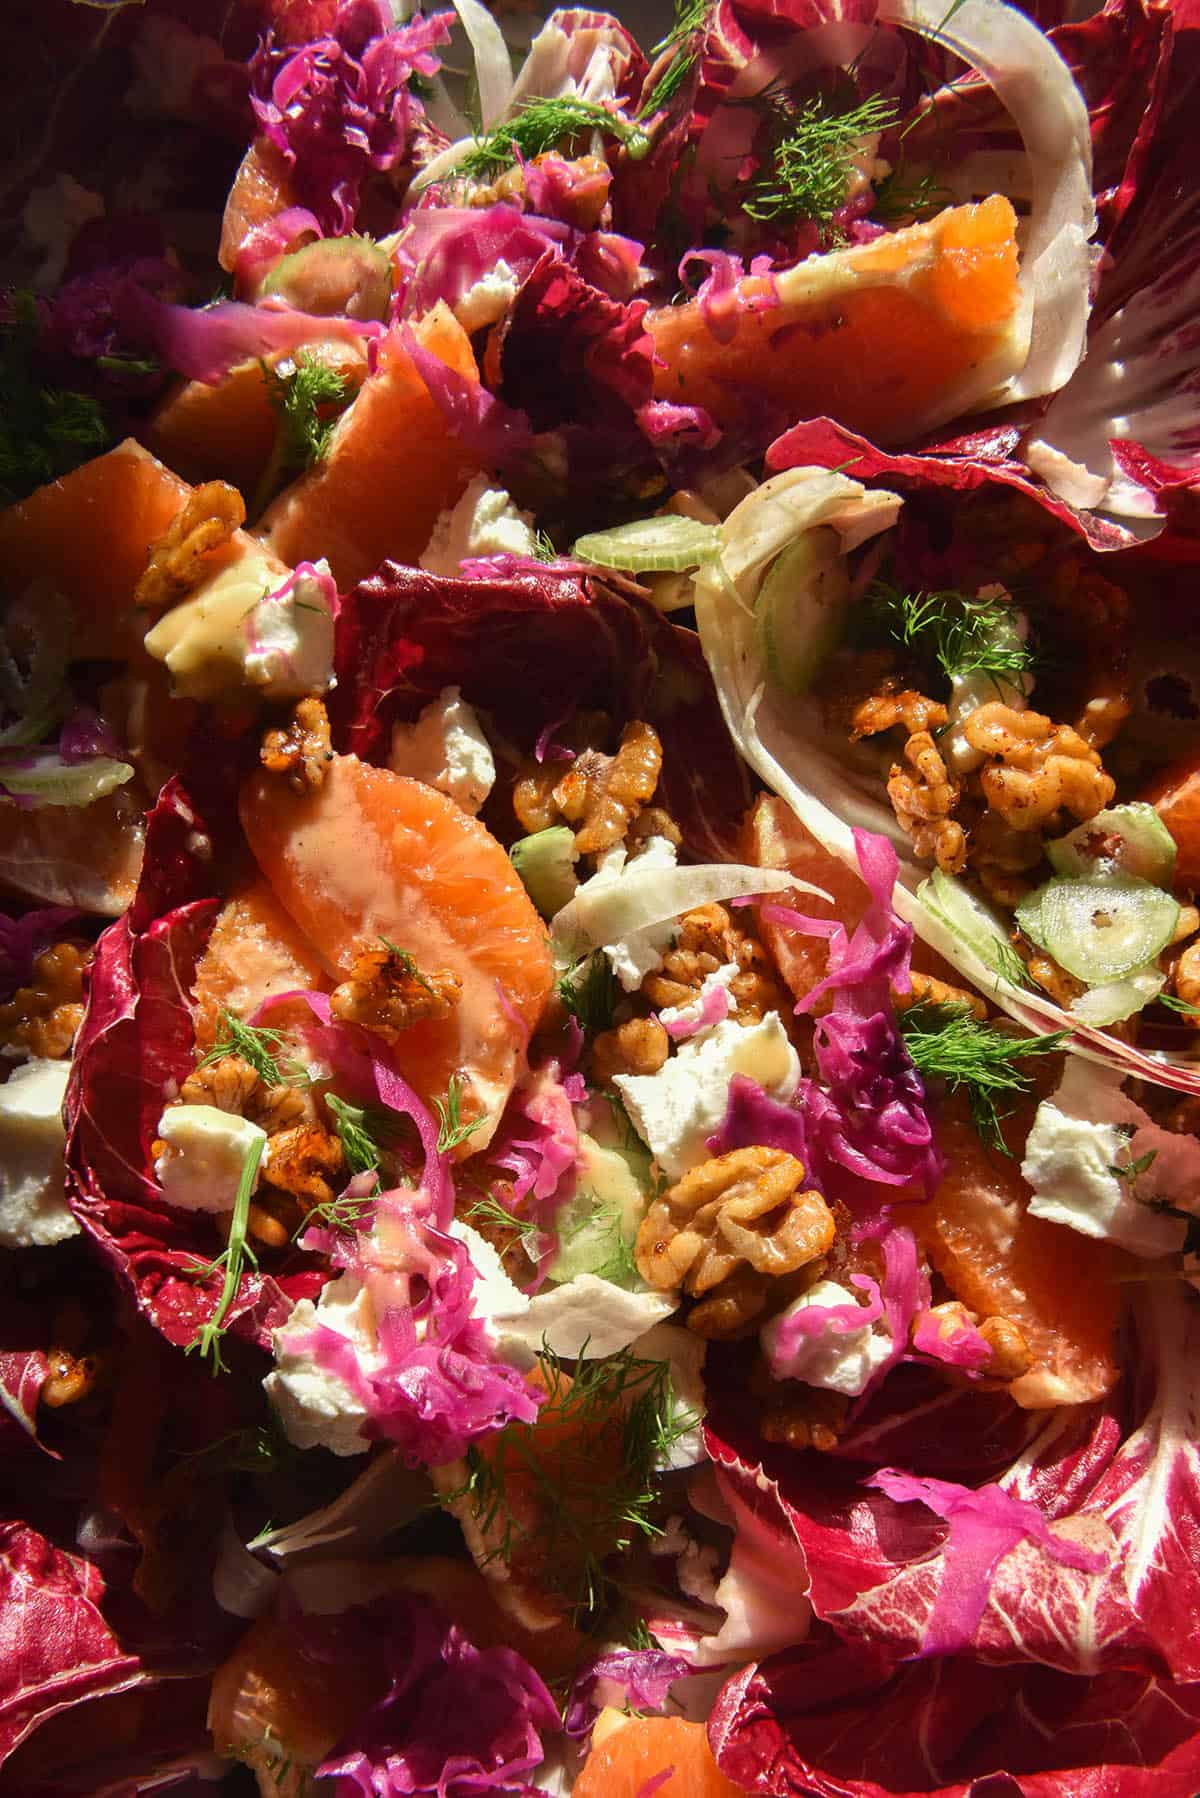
239,754 -> 553,1140
575,1716 -> 747,1798
219,138 -> 299,274
191,879 -> 331,1052
910,1095 -> 1124,1408
0,440 -> 189,661
1140,749 -> 1200,888
743,795 -> 964,1005
0,791 -> 144,916
260,305 -> 483,589
649,200 -> 1022,444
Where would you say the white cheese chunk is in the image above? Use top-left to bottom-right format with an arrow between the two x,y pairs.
615,1013 -> 801,1179
154,1104 -> 267,1214
265,1273 -> 374,1457
657,960 -> 739,1034
0,1058 -> 79,1248
242,560 -> 336,700
453,259 -> 520,335
420,476 -> 537,576
388,686 -> 495,815
1023,1060 -> 1191,1257
761,1279 -> 892,1397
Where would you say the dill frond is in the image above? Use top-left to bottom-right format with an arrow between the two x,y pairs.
557,952 -> 618,1035
873,163 -> 952,222
261,348 -> 350,474
0,292 -> 110,507
435,1072 -> 486,1154
866,580 -> 1036,689
455,96 -> 650,185
197,1009 -> 299,1088
899,1000 -> 1065,1153
324,1093 -> 383,1175
744,92 -> 898,226
464,1192 -> 545,1260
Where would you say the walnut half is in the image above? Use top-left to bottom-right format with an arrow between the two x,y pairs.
330,943 -> 461,1042
637,1147 -> 835,1337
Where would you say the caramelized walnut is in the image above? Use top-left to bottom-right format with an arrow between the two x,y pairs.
637,1148 -> 835,1333
179,1055 -> 310,1133
0,941 -> 92,1059
641,904 -> 789,1025
262,1123 -> 345,1210
554,720 -> 663,855
963,703 -> 1115,832
330,944 -> 461,1042
41,1347 -> 104,1409
260,696 -> 334,792
686,1267 -> 769,1339
1172,938 -> 1200,1013
897,972 -> 987,1020
852,687 -> 965,874
914,1302 -> 1032,1382
591,1017 -> 669,1084
134,481 -> 245,610
759,1381 -> 849,1451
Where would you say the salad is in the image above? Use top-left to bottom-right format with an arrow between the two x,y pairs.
2,0 -> 1200,1793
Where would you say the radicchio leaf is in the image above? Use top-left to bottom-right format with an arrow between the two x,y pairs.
63,783 -> 321,1350
330,562 -> 752,862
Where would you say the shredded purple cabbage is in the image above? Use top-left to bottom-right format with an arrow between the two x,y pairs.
249,1 -> 454,235
564,1648 -> 690,1741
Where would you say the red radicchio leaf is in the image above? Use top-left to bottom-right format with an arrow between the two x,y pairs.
0,1522 -> 149,1767
0,1345 -> 51,1457
313,1588 -> 559,1795
329,563 -> 752,862
495,251 -> 654,434
708,1633 -> 1200,1798
705,1285 -> 1200,1682
63,783 -> 322,1351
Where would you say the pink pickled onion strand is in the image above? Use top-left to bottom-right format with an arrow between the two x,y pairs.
866,1468 -> 1106,1657
534,712 -> 575,763
635,1771 -> 676,1798
911,1307 -> 992,1373
768,1275 -> 884,1370
232,205 -> 324,296
660,979 -> 731,1040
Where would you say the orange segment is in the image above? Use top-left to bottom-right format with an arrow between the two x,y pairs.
0,792 -> 144,915
191,879 -> 331,1051
238,753 -> 553,1138
219,138 -> 299,275
145,340 -> 368,502
260,305 -> 484,589
910,1095 -> 1124,1409
743,795 -> 964,1005
0,440 -> 189,660
575,1716 -> 746,1798
649,199 -> 1021,445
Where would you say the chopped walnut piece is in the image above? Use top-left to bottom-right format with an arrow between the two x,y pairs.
260,696 -> 334,792
591,1017 -> 669,1084
134,481 -> 245,610
850,688 -> 948,740
686,1266 -> 768,1340
963,702 -> 1115,832
330,943 -> 461,1042
1173,939 -> 1200,1013
554,720 -> 663,855
1022,947 -> 1086,1007
896,972 -> 987,1020
978,1314 -> 1032,1381
262,1123 -> 345,1209
852,687 -> 966,874
628,806 -> 682,850
41,1347 -> 103,1409
179,1055 -> 310,1133
759,1381 -> 849,1451
638,1148 -> 835,1336
0,941 -> 92,1060
641,904 -> 789,1025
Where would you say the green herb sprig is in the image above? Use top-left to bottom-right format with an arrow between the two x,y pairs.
0,292 -> 110,507
867,580 -> 1035,689
557,952 -> 618,1035
197,1009 -> 305,1089
435,1073 -> 486,1154
899,1000 -> 1065,1153
455,97 -> 650,186
744,93 -> 898,226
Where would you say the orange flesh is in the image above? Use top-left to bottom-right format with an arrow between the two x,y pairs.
261,307 -> 484,590
190,879 -> 332,1052
910,1096 -> 1124,1408
1140,750 -> 1200,888
146,340 -> 369,503
575,1716 -> 747,1798
219,138 -> 299,274
238,753 -> 553,1134
0,440 -> 190,660
649,198 -> 1020,443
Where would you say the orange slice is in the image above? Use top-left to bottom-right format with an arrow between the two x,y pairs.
649,197 -> 1021,445
0,440 -> 189,661
239,753 -> 553,1137
743,795 -> 964,1005
260,305 -> 483,590
910,1095 -> 1124,1408
144,340 -> 366,503
219,138 -> 299,275
0,791 -> 145,916
191,879 -> 331,1052
575,1716 -> 747,1798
